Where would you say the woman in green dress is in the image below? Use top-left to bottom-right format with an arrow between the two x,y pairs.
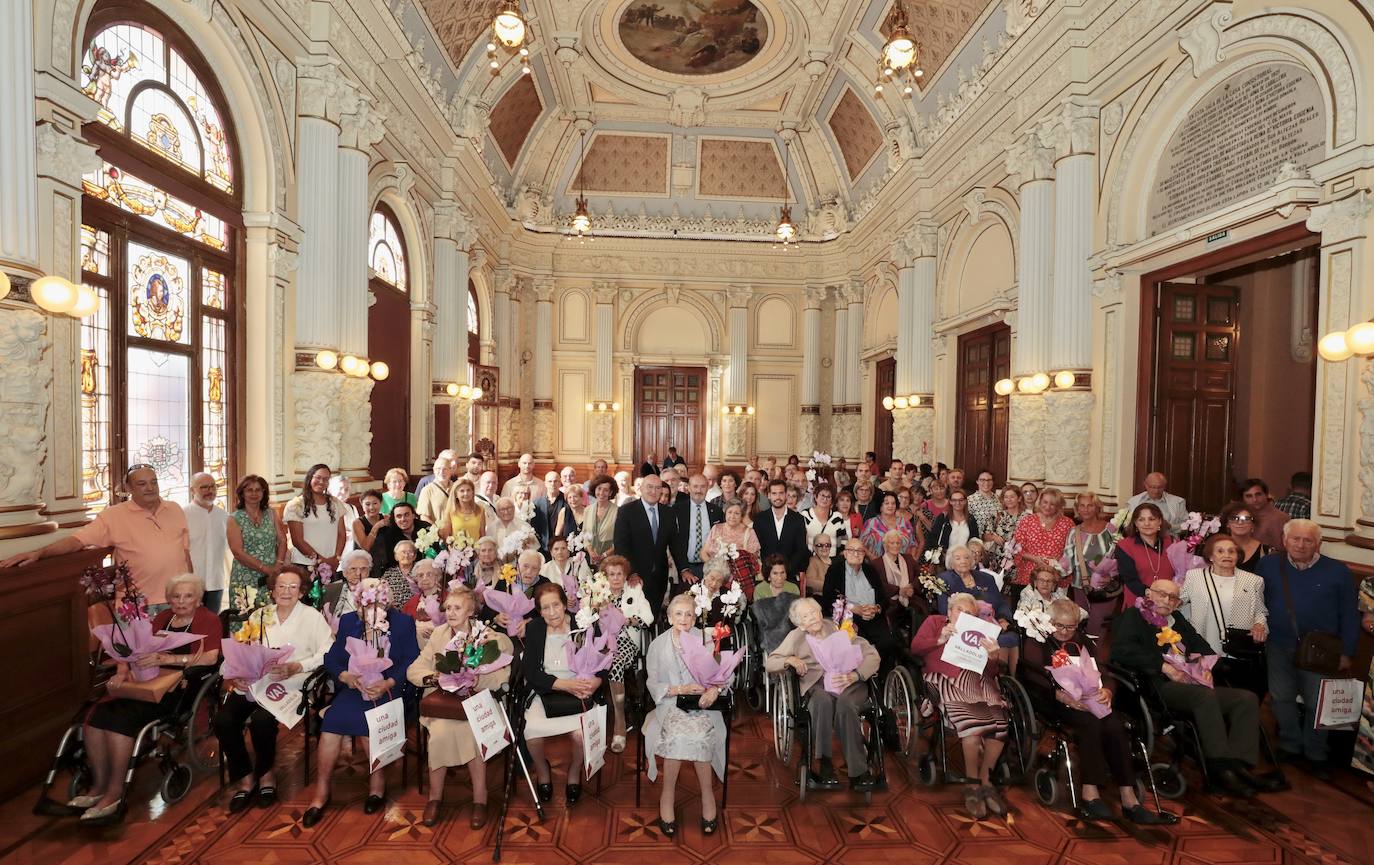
226,474 -> 287,623
1352,576 -> 1374,790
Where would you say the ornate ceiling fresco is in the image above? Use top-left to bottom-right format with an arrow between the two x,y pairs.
408,0 -> 997,240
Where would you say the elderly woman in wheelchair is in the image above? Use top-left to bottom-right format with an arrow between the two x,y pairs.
644,593 -> 730,837
911,592 -> 1011,818
1020,599 -> 1164,823
765,597 -> 881,793
71,573 -> 222,824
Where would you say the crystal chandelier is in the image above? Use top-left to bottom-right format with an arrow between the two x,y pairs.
874,2 -> 923,95
774,134 -> 797,248
570,128 -> 592,240
487,1 -> 531,76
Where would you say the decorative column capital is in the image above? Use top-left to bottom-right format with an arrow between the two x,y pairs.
894,223 -> 938,265
804,284 -> 828,308
297,57 -> 348,121
1306,191 -> 1373,244
493,267 -> 514,297
34,123 -> 100,187
593,281 -> 618,304
270,244 -> 299,282
510,274 -> 533,302
1004,129 -> 1055,186
843,278 -> 866,306
533,276 -> 556,303
725,284 -> 753,308
433,201 -> 473,247
1039,100 -> 1099,160
338,93 -> 386,151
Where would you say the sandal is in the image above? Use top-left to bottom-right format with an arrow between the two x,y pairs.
963,785 -> 987,820
656,816 -> 677,837
610,735 -> 626,754
701,815 -> 718,835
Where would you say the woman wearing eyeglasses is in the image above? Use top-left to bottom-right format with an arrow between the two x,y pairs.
1218,503 -> 1270,572
1020,600 -> 1162,823
1109,579 -> 1279,798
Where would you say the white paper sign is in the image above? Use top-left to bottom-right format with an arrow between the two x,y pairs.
462,688 -> 514,761
939,614 -> 1003,674
580,703 -> 608,779
1315,678 -> 1364,730
248,676 -> 303,728
365,697 -> 406,772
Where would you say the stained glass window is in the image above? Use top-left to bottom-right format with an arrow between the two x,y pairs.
127,348 -> 192,504
83,161 -> 227,250
126,241 -> 190,344
369,209 -> 407,292
79,12 -> 238,512
468,291 -> 479,336
81,22 -> 233,193
80,224 -> 110,276
80,284 -> 113,511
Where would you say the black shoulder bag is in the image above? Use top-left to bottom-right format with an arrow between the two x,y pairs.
1201,568 -> 1262,663
1278,559 -> 1343,675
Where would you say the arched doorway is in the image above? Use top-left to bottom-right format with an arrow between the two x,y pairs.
366,204 -> 411,480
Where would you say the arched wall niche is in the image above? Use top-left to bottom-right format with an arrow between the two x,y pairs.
939,210 -> 1016,320
1102,8 -> 1362,249
754,294 -> 797,348
620,289 -> 724,355
635,306 -> 711,357
865,281 -> 897,347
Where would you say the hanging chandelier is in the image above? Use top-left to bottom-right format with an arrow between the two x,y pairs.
487,1 -> 532,76
874,2 -> 923,95
775,134 -> 797,247
570,128 -> 592,240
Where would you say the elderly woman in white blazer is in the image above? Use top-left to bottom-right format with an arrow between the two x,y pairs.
1179,534 -> 1268,656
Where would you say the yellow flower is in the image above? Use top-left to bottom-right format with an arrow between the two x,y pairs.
840,619 -> 857,640
500,563 -> 517,582
1156,626 -> 1182,649
235,618 -> 262,644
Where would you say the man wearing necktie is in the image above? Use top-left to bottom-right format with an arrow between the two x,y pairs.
613,473 -> 678,619
672,473 -> 724,588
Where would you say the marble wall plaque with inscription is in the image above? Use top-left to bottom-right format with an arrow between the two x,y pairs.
1147,63 -> 1325,235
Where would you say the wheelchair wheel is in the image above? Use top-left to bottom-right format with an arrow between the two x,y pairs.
1033,766 -> 1059,806
882,666 -> 916,756
160,763 -> 193,804
918,753 -> 940,786
999,676 -> 1037,778
1153,763 -> 1187,799
772,675 -> 796,763
183,676 -> 220,773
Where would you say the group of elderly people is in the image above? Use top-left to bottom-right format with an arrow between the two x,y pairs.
36,455 -> 1369,831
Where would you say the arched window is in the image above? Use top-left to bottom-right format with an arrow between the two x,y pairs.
368,208 -> 407,292
467,282 -> 480,365
78,8 -> 240,508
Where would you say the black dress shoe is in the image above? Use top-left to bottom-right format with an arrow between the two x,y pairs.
1079,798 -> 1114,821
656,817 -> 677,837
1123,804 -> 1166,825
811,762 -> 841,789
228,789 -> 254,814
256,786 -> 277,809
565,783 -> 582,805
1234,766 -> 1288,793
1214,768 -> 1256,798
363,793 -> 385,814
536,783 -> 553,803
850,772 -> 877,792
301,802 -> 328,828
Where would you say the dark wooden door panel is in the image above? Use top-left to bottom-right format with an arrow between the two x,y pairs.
875,356 -> 895,465
635,366 -> 706,470
1151,282 -> 1239,513
956,324 -> 1011,483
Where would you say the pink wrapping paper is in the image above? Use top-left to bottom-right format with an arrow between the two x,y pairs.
92,619 -> 206,681
345,635 -> 393,688
221,640 -> 294,699
805,632 -> 863,695
1089,557 -> 1119,590
1165,540 -> 1203,585
1048,648 -> 1112,718
677,631 -> 742,689
483,588 -> 535,636
564,630 -> 615,678
1163,652 -> 1218,688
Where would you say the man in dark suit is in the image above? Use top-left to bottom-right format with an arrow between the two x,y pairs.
661,446 -> 687,472
671,473 -> 724,586
753,478 -> 809,579
613,473 -> 677,618
370,502 -> 432,577
822,538 -> 901,672
639,453 -> 659,478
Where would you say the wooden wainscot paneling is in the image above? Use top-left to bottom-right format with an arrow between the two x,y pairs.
0,547 -> 112,802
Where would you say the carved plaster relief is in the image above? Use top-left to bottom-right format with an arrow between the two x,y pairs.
0,310 -> 52,511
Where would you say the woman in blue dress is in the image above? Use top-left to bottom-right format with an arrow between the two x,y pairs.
302,577 -> 419,826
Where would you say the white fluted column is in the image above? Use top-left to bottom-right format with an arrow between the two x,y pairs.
799,286 -> 825,455
336,96 -> 383,358
845,280 -> 865,407
432,203 -> 471,453
722,285 -> 752,460
892,227 -> 936,462
532,278 -> 555,458
590,282 -> 617,456
830,286 -> 850,458
1004,130 -> 1055,485
0,0 -> 38,276
1044,103 -> 1098,495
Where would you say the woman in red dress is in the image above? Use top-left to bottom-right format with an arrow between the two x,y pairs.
1011,488 -> 1075,598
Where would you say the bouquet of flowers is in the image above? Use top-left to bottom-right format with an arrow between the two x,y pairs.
432,621 -> 513,696
566,531 -> 591,561
497,526 -> 536,561
516,498 -> 535,523
832,596 -> 857,640
677,629 -> 743,686
1088,557 -> 1120,591
1108,508 -> 1131,534
564,628 -> 616,677
574,571 -> 613,629
806,628 -> 864,695
221,639 -> 294,698
482,587 -> 535,637
917,547 -> 946,603
998,538 -> 1020,583
83,563 -> 203,679
433,531 -> 476,578
414,523 -> 446,559
345,635 -> 393,689
234,603 -> 278,645
81,561 -> 146,626
1049,645 -> 1111,717
1166,511 -> 1220,584
1015,606 -> 1055,643
805,451 -> 833,494
689,578 -> 745,622
1147,608 -> 1216,688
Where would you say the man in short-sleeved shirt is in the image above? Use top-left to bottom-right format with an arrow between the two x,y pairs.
0,465 -> 191,606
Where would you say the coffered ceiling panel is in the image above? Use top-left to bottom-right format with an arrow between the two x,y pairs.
828,88 -> 884,181
574,133 -> 670,195
419,0 -> 503,68
698,138 -> 785,200
488,75 -> 544,168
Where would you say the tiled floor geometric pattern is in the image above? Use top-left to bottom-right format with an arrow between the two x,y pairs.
2,712 -> 1373,865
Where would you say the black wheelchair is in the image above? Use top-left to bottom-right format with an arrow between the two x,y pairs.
770,666 -> 887,803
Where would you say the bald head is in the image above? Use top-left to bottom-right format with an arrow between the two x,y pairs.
1144,472 -> 1167,498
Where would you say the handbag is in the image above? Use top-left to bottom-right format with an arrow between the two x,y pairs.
676,691 -> 733,713
1279,559 -> 1344,675
539,689 -> 602,718
420,688 -> 468,720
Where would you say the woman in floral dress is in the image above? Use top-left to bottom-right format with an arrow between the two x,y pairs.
226,474 -> 285,625
602,555 -> 654,753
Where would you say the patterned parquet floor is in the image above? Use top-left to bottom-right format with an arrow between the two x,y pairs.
3,710 -> 1374,865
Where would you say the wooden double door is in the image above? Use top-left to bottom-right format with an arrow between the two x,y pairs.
634,366 -> 706,469
955,324 -> 1010,483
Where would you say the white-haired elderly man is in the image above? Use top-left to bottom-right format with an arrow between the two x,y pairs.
184,471 -> 231,612
1256,519 -> 1359,780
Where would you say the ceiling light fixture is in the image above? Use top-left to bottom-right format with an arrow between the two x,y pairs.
775,133 -> 797,247
571,127 -> 592,240
875,2 -> 923,96
492,0 -> 527,49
